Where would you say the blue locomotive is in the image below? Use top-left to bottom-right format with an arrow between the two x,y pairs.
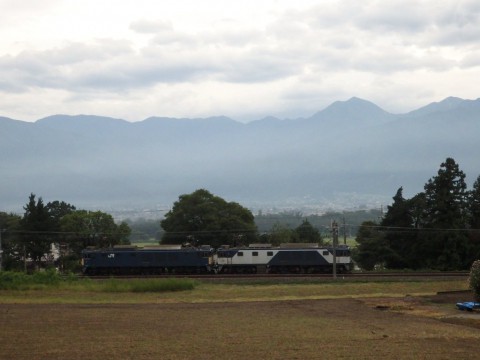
81,245 -> 214,275
81,243 -> 352,275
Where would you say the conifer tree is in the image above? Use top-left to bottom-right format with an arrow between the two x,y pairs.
20,194 -> 54,268
421,158 -> 469,269
381,187 -> 416,268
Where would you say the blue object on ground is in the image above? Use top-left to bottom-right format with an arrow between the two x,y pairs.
456,302 -> 480,311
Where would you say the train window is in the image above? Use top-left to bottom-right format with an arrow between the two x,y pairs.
267,251 -> 273,256
252,252 -> 258,256
323,250 -> 329,255
238,252 -> 244,256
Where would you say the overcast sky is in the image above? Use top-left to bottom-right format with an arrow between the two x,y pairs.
1,0 -> 479,122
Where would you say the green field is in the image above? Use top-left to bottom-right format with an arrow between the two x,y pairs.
0,270 -> 470,304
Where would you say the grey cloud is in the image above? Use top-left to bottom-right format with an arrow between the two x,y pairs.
354,4 -> 429,34
460,53 -> 480,69
2,1 -> 478,97
219,58 -> 297,83
437,0 -> 480,28
151,31 -> 197,46
129,19 -> 173,34
0,40 -> 137,93
74,60 -> 216,90
430,23 -> 480,47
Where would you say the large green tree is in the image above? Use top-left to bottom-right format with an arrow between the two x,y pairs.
466,176 -> 480,265
468,175 -> 480,229
353,220 -> 389,271
47,201 -> 76,231
265,223 -> 295,246
294,219 -> 322,244
60,210 -> 131,253
19,194 -> 54,268
0,211 -> 22,270
380,187 -> 417,269
423,158 -> 468,228
160,189 -> 257,247
420,158 -> 470,269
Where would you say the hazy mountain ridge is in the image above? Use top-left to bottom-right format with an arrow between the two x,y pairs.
1,97 -> 479,213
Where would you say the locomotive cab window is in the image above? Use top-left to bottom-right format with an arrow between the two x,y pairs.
323,250 -> 329,255
252,252 -> 258,256
267,251 -> 273,256
238,252 -> 244,256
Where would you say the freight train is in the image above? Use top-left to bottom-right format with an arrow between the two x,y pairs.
81,243 -> 352,275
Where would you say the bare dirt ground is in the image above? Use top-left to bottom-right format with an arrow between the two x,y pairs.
1,292 -> 479,360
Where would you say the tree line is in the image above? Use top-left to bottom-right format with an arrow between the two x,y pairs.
126,209 -> 381,246
0,194 -> 131,272
159,189 -> 329,248
2,157 -> 477,273
355,158 -> 480,270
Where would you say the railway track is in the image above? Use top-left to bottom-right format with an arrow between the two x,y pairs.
76,271 -> 469,280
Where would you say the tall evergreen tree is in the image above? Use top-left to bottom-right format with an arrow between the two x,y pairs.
421,158 -> 469,269
0,212 -> 22,270
380,187 -> 416,268
19,194 -> 54,268
469,175 -> 480,229
354,221 -> 389,270
466,175 -> 480,264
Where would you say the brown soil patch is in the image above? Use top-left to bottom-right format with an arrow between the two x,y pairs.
362,290 -> 480,332
1,293 -> 480,359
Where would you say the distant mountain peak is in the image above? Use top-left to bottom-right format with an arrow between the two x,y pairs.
406,96 -> 465,117
37,114 -> 129,126
346,96 -> 373,103
307,97 -> 393,127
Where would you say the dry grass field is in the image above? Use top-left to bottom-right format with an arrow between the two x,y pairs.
1,279 -> 479,359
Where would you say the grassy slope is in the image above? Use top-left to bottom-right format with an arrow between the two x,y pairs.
0,278 -> 469,304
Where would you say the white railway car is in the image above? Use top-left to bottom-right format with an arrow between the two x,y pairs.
215,243 -> 352,274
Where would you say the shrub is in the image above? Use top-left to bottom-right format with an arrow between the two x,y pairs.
0,269 -> 61,290
468,260 -> 480,301
101,278 -> 197,293
0,270 -> 196,293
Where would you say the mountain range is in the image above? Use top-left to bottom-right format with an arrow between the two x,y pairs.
1,96 -> 479,215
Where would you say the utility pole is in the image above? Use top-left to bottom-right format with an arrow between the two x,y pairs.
332,220 -> 338,279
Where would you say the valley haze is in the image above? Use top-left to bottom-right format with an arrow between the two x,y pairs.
1,96 -> 479,216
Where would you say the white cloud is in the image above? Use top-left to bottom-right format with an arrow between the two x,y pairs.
0,0 -> 479,122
